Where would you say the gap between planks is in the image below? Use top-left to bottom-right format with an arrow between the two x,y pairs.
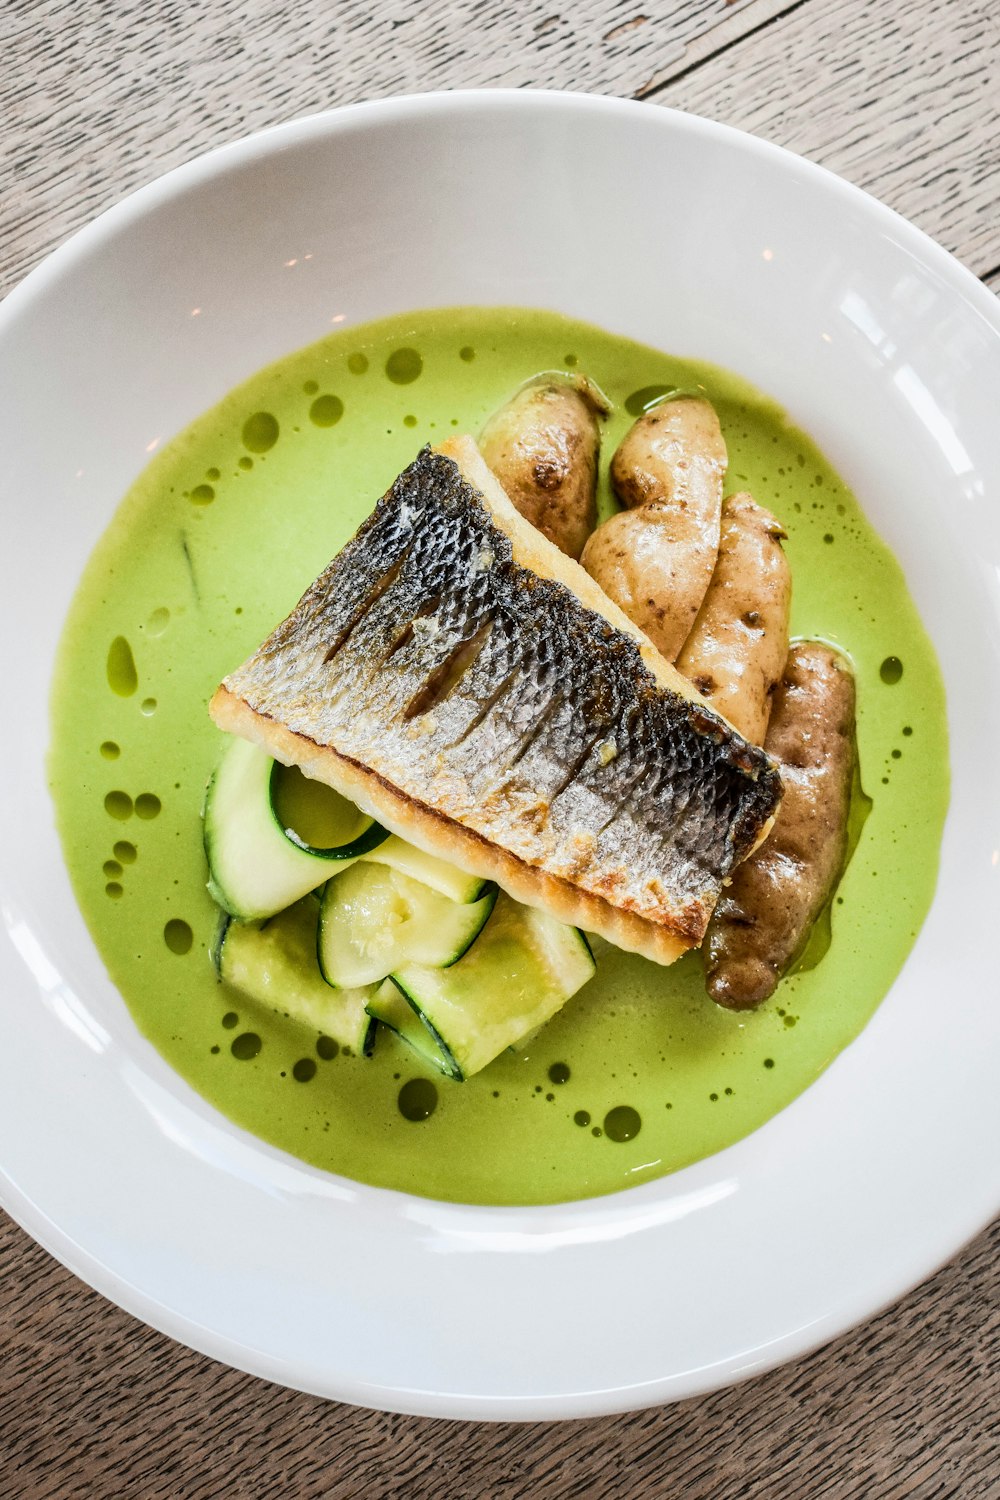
643,0 -> 1000,278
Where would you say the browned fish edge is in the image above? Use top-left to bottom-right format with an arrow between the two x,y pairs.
211,685 -> 705,964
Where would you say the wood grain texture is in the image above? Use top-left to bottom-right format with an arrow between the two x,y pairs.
1,0 -> 998,1494
7,0 -> 997,297
651,0 -> 1000,276
2,1209 -> 998,1498
0,0 -> 805,298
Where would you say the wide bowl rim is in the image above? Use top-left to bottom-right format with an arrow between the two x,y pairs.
1,87 -> 998,1421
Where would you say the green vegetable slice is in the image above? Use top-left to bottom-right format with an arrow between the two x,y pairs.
215,896 -> 378,1054
318,862 -> 497,988
389,893 -> 596,1079
360,835 -> 487,903
203,735 -> 386,920
367,979 -> 460,1080
269,760 -> 387,858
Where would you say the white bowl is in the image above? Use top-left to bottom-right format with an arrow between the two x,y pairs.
1,91 -> 998,1420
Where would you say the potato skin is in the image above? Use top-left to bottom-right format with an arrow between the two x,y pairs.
582,397 -> 726,661
676,491 -> 791,744
702,642 -> 856,1010
478,373 -> 609,560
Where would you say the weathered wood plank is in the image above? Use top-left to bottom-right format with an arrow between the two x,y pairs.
2,0 -> 799,299
5,0 -> 995,298
635,0 -> 805,87
650,0 -> 1000,276
2,1209 -> 998,1497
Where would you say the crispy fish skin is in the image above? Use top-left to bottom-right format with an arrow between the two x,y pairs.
676,492 -> 791,745
582,397 -> 726,661
703,642 -> 856,1007
211,437 -> 782,965
478,373 -> 610,560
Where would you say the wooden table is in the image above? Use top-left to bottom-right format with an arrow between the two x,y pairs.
3,3 -> 998,1494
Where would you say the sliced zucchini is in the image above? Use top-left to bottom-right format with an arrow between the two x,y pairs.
390,893 -> 596,1080
203,735 -> 386,920
366,979 -> 460,1080
216,895 -> 377,1054
318,862 -> 497,988
361,835 -> 487,903
270,761 -> 387,858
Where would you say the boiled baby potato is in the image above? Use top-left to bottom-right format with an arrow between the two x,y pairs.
479,372 -> 610,560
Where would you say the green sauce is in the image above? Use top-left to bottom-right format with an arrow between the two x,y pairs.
47,307 -> 949,1206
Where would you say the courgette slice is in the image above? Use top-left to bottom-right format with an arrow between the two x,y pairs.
216,895 -> 377,1054
390,893 -> 596,1079
270,761 -> 388,859
318,862 -> 497,989
203,736 -> 386,920
360,835 -> 487,903
366,979 -> 461,1080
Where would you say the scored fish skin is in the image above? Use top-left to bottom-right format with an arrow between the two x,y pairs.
211,437 -> 782,965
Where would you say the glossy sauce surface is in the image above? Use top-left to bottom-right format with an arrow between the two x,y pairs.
49,308 -> 948,1205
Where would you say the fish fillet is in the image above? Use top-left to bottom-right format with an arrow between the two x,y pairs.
210,437 -> 782,964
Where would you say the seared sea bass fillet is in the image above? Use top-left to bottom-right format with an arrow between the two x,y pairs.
210,437 -> 782,964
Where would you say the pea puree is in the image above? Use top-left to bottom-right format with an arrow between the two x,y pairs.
48,307 -> 948,1206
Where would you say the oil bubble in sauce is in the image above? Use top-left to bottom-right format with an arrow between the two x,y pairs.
164,919 -> 193,955
231,1032 -> 262,1060
107,636 -> 138,697
398,1078 -> 437,1121
386,348 -> 423,385
104,790 -> 133,820
241,412 -> 279,453
603,1106 -> 641,1142
309,395 -> 344,428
